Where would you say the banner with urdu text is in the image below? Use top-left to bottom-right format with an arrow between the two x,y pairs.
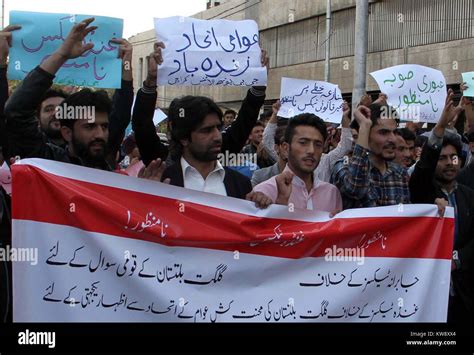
12,159 -> 454,322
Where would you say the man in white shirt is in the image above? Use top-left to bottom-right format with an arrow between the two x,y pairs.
262,100 -> 352,182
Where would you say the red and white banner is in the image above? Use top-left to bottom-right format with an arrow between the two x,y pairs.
12,159 -> 454,322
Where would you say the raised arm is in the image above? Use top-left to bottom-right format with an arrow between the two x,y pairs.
410,90 -> 464,203
221,50 -> 269,154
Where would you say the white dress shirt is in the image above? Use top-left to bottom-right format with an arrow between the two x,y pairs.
180,157 -> 227,196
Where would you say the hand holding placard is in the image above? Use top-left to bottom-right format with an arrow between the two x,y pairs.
8,11 -> 123,88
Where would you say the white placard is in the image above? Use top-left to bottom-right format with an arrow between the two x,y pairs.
370,64 -> 447,123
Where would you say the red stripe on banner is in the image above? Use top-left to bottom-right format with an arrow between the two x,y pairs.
12,164 -> 454,260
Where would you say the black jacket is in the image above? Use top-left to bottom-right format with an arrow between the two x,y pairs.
0,66 -> 8,154
458,161 -> 474,191
410,138 -> 474,322
0,186 -> 11,322
4,66 -> 133,170
132,87 -> 266,166
161,160 -> 252,200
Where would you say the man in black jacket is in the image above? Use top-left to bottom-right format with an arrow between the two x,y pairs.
163,93 -> 251,199
4,18 -> 133,170
132,42 -> 269,167
130,42 -> 271,207
409,90 -> 473,325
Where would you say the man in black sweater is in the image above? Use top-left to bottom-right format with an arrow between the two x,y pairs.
409,90 -> 473,325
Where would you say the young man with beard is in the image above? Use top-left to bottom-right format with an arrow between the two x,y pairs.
252,113 -> 342,213
4,18 -> 133,170
330,103 -> 410,209
393,129 -> 414,169
409,89 -> 473,325
222,109 -> 236,130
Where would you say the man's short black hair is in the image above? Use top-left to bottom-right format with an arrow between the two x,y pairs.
59,89 -> 112,129
397,128 -> 416,143
224,109 -> 236,117
274,125 -> 287,145
37,89 -> 68,117
168,95 -> 223,152
277,117 -> 289,127
284,113 -> 328,145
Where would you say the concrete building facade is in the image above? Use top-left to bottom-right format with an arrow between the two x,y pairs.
129,0 -> 474,110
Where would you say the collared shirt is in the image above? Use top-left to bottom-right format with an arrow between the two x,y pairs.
330,144 -> 410,209
253,165 -> 342,212
441,184 -> 459,244
180,157 -> 227,196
